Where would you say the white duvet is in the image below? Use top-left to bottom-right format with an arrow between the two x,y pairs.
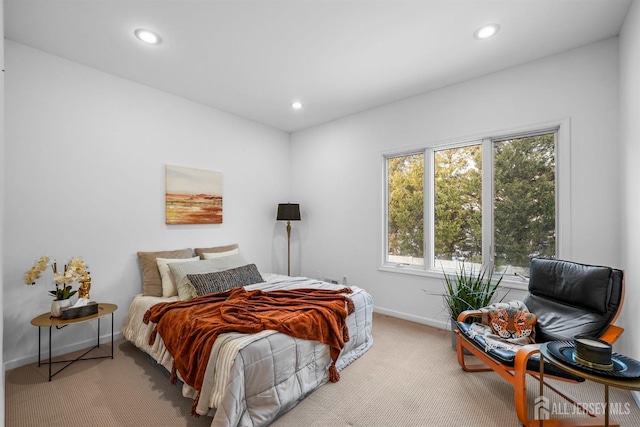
120,275 -> 374,427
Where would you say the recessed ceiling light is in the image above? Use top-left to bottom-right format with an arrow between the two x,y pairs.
473,24 -> 500,40
134,28 -> 161,44
291,101 -> 303,110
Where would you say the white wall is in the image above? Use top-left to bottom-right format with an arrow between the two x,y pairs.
291,39 -> 622,335
1,0 -> 6,418
620,0 -> 640,359
3,41 -> 292,369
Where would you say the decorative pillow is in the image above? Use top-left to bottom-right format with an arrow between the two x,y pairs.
137,248 -> 194,296
175,277 -> 198,301
187,264 -> 264,296
488,307 -> 537,340
195,244 -> 239,260
169,254 -> 249,300
198,253 -> 248,272
202,248 -> 239,259
156,256 -> 199,297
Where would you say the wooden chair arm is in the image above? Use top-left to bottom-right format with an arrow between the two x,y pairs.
457,310 -> 482,322
514,343 -> 542,368
513,343 -> 542,423
599,324 -> 624,344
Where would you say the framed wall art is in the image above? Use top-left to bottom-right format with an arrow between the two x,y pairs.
165,164 -> 223,224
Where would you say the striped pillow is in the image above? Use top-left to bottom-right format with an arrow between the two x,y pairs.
188,264 -> 264,296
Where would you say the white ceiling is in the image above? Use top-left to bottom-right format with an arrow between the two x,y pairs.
4,0 -> 633,133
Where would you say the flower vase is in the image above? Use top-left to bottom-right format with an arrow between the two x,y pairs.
51,299 -> 72,317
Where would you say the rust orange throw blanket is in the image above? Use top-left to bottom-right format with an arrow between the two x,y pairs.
143,286 -> 354,414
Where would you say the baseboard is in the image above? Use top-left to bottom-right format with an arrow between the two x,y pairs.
3,332 -> 123,372
373,306 -> 449,330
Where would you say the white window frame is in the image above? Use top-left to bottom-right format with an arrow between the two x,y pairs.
380,119 -> 571,287
382,149 -> 427,269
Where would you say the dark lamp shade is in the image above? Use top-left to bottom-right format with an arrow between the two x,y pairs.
277,203 -> 301,221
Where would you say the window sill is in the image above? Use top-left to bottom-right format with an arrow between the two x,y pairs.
378,264 -> 529,291
378,264 -> 446,280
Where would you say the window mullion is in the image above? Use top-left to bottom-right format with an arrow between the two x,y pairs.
382,155 -> 390,267
481,138 -> 494,268
425,147 -> 434,271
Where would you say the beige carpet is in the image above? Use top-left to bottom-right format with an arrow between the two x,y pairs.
6,313 -> 640,426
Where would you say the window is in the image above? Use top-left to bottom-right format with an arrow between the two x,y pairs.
384,128 -> 558,278
434,144 -> 482,266
492,134 -> 556,275
386,152 -> 424,267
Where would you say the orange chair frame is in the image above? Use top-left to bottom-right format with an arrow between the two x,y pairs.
455,278 -> 625,427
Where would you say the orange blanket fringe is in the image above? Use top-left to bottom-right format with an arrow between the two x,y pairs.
143,287 -> 354,416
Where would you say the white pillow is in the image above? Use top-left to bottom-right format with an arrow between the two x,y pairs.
156,256 -> 199,297
202,248 -> 239,259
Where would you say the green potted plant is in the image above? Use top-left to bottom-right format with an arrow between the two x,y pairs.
440,262 -> 504,349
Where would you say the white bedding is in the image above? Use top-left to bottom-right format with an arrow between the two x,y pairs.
121,274 -> 374,427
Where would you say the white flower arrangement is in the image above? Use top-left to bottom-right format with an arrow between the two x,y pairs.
25,256 -> 90,300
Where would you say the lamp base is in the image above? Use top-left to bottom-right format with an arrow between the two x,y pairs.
286,221 -> 291,276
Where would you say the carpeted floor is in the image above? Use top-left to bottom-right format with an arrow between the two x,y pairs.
5,313 -> 640,426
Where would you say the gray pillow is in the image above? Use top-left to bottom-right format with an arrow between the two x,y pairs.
188,264 -> 264,296
169,254 -> 249,300
194,244 -> 239,259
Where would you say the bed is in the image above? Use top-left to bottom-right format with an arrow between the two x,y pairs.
121,246 -> 373,427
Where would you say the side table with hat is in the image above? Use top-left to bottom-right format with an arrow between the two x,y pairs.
538,337 -> 640,427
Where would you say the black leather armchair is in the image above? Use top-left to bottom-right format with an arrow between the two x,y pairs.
455,258 -> 624,426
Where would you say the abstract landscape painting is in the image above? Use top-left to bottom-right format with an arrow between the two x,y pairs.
165,165 -> 223,224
